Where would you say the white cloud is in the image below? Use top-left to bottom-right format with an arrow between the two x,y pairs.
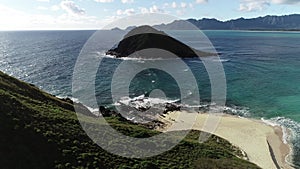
162,1 -> 193,16
94,0 -> 114,2
37,6 -> 48,10
138,5 -> 165,14
0,4 -> 29,29
170,2 -> 188,9
239,0 -> 270,12
149,5 -> 163,13
36,0 -> 50,2
139,7 -> 149,14
271,0 -> 300,4
0,4 -> 116,30
181,2 -> 187,8
172,2 -> 177,8
116,9 -> 122,15
195,0 -> 208,4
51,5 -> 60,11
60,0 -> 86,16
239,0 -> 300,12
124,8 -> 135,15
0,4 -> 106,30
116,8 -> 135,15
121,0 -> 134,3
189,3 -> 194,8
36,5 -> 60,11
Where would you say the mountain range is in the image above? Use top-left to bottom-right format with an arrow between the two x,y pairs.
154,14 -> 300,30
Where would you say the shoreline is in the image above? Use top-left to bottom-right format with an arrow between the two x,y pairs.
67,96 -> 295,168
262,118 -> 295,168
157,111 -> 294,169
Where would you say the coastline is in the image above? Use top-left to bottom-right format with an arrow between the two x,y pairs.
157,111 -> 294,169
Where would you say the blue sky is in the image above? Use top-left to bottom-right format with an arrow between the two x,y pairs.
0,0 -> 299,30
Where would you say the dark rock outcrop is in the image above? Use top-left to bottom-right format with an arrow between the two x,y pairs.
99,106 -> 128,122
164,103 -> 181,114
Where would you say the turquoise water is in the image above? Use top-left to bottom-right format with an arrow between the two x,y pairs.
207,31 -> 300,167
206,30 -> 300,121
1,30 -> 300,167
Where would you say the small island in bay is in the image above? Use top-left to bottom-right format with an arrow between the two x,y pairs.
106,25 -> 217,59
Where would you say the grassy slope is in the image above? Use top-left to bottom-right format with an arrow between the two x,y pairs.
0,71 -> 260,169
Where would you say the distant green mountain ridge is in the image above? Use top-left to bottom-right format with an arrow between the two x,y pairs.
154,14 -> 300,30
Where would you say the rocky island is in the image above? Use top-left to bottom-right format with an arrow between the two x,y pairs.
106,25 -> 216,59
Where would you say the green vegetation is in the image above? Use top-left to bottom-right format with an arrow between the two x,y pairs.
0,71 -> 260,169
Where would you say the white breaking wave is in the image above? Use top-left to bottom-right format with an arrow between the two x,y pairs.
67,97 -> 100,116
261,116 -> 300,166
218,59 -> 230,62
103,52 -> 180,61
114,94 -> 251,116
115,95 -> 179,110
261,118 -> 289,144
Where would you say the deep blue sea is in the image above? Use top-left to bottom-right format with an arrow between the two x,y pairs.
1,30 -> 300,167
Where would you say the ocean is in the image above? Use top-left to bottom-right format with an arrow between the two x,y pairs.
1,30 -> 300,167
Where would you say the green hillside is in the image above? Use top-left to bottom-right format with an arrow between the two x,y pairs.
0,71 -> 260,169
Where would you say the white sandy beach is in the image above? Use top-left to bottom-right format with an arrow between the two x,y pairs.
157,111 -> 293,169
